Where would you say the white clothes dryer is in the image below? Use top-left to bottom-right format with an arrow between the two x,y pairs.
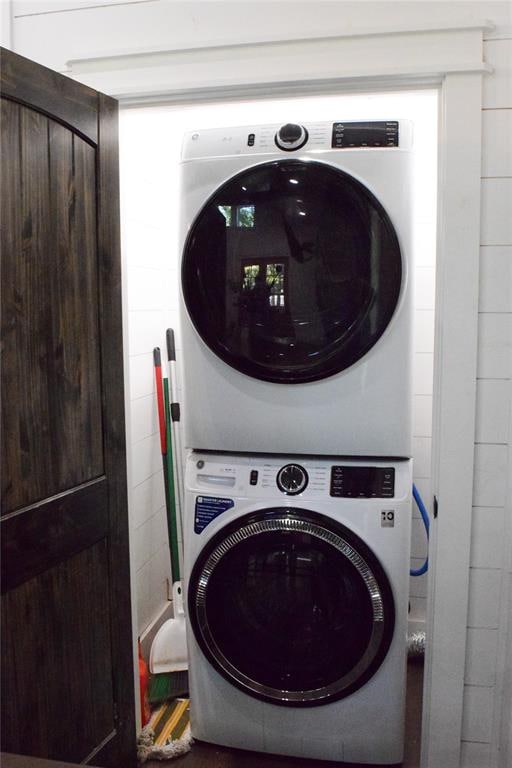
179,120 -> 414,457
184,451 -> 412,764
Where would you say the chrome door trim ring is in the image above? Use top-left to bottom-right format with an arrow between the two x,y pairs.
193,515 -> 390,704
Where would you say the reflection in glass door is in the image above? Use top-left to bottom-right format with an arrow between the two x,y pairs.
183,160 -> 402,383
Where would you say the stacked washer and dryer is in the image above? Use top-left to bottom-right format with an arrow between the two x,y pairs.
178,119 -> 414,764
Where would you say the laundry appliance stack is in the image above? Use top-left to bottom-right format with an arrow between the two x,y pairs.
178,119 -> 414,764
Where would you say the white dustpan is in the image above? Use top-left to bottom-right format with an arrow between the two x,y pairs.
150,581 -> 188,674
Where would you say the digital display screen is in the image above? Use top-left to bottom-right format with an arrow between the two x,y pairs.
341,467 -> 377,493
332,121 -> 399,149
330,466 -> 395,498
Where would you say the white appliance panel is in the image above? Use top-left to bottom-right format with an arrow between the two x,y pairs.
179,121 -> 413,456
184,452 -> 413,764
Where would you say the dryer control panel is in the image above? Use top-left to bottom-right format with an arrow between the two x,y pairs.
181,119 -> 413,160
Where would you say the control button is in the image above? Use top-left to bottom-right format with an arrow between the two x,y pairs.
247,133 -> 255,147
275,123 -> 308,151
250,470 -> 258,486
276,464 -> 308,495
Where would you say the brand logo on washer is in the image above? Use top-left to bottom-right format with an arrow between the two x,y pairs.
381,510 -> 395,527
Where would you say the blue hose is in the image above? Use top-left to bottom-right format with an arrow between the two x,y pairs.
410,483 -> 430,576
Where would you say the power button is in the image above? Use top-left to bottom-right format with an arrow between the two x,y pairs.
250,470 -> 258,486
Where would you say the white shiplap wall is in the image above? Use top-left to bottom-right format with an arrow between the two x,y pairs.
460,33 -> 512,768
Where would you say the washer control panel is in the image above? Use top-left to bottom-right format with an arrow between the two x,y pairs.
187,454 -> 410,501
330,466 -> 395,498
276,463 -> 309,495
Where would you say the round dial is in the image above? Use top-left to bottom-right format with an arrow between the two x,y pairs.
276,464 -> 309,495
275,123 -> 308,151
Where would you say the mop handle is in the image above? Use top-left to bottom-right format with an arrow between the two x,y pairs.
153,347 -> 166,455
164,376 -> 180,584
166,329 -> 184,522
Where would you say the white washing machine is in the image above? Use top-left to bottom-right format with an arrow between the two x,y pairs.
184,451 -> 412,764
179,120 -> 414,457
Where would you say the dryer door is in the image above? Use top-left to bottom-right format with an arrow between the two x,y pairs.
182,159 -> 402,383
188,508 -> 395,706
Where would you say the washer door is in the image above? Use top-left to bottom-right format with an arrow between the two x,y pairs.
188,509 -> 395,707
182,159 -> 402,383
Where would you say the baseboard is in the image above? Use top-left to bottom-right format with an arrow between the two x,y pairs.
140,601 -> 174,660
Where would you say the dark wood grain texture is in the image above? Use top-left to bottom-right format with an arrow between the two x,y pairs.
1,99 -> 104,515
0,47 -> 98,144
1,47 -> 136,768
1,542 -> 115,762
1,101 -> 51,512
1,477 -> 108,592
2,754 -> 101,768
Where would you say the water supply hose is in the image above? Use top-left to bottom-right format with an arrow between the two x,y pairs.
410,483 -> 430,577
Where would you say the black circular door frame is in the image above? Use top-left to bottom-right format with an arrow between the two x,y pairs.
182,158 -> 403,384
188,508 -> 395,707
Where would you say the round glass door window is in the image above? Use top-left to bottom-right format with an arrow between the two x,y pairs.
182,160 -> 402,383
188,509 -> 395,706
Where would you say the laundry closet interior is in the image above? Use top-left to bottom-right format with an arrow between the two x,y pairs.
123,89 -> 437,629
122,88 -> 438,762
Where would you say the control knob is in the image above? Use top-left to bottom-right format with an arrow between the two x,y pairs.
276,463 -> 309,495
275,123 -> 308,151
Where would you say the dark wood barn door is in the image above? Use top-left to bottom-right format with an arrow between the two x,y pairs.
0,48 -> 136,767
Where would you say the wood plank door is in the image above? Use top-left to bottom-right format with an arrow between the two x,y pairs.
0,48 -> 136,767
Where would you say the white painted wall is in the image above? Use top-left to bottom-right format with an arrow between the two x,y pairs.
6,1 -> 511,763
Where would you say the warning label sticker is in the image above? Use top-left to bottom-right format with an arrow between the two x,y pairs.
194,496 -> 234,534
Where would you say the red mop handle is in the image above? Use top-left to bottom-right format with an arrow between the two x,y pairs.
153,347 -> 167,455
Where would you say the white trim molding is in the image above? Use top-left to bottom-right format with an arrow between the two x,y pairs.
66,26 -> 491,101
422,71 -> 483,768
495,393 -> 512,768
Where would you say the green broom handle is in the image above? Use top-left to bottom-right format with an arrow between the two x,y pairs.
163,377 -> 180,584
